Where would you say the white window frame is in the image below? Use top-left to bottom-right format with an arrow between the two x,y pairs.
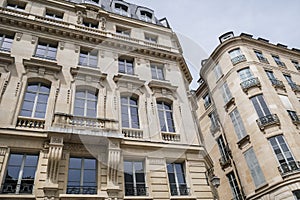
238,67 -> 253,81
35,41 -> 57,60
250,95 -> 271,118
151,63 -> 164,80
229,48 -> 243,59
123,160 -> 146,196
227,172 -> 243,200
229,108 -> 247,140
0,33 -> 14,52
74,89 -> 98,118
213,63 -> 223,81
157,101 -> 175,133
221,82 -> 232,103
167,163 -> 188,196
121,96 -> 140,129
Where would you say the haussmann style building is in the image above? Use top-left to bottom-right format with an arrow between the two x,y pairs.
195,32 -> 300,200
0,0 -> 215,199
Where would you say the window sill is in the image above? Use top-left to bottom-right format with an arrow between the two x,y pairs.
59,194 -> 106,199
170,195 -> 197,200
124,196 -> 153,200
0,194 -> 35,199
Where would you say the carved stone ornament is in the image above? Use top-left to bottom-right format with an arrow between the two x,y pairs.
76,11 -> 83,24
107,140 -> 121,188
99,17 -> 106,30
47,137 -> 63,183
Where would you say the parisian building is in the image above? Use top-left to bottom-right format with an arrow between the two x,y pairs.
195,32 -> 300,200
0,0 -> 215,199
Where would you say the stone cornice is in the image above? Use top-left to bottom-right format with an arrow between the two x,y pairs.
0,51 -> 14,67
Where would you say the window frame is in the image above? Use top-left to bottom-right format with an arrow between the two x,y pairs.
167,163 -> 188,196
74,89 -> 98,118
250,94 -> 271,118
151,63 -> 165,80
228,48 -> 243,59
123,160 -> 146,196
6,0 -> 26,11
116,26 -> 131,37
238,67 -> 253,81
121,96 -> 140,129
213,63 -> 223,81
226,171 -> 243,200
114,3 -> 129,16
0,33 -> 14,52
45,8 -> 64,20
79,49 -> 98,68
157,101 -> 175,133
217,136 -> 230,161
34,41 -> 58,60
221,82 -> 232,104
118,57 -> 134,75
229,108 -> 247,140
145,33 -> 158,43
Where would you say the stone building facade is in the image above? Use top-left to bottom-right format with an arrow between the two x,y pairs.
196,32 -> 300,200
0,0 -> 214,199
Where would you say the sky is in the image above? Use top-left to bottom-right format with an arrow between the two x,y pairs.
127,0 -> 300,89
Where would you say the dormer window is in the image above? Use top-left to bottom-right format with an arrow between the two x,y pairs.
82,19 -> 98,29
114,3 -> 128,16
83,0 -> 99,4
145,33 -> 157,43
140,10 -> 152,22
6,0 -> 26,11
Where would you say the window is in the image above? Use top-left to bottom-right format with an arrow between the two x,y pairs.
254,50 -> 268,63
114,3 -> 128,16
292,60 -> 300,70
119,58 -> 134,74
203,93 -> 211,109
221,82 -> 232,104
67,157 -> 97,194
6,0 -> 26,11
140,11 -> 152,22
20,82 -> 50,119
217,136 -> 230,161
74,89 -> 97,118
269,135 -> 298,174
45,9 -> 63,20
2,154 -> 38,194
272,55 -> 285,67
0,33 -> 14,52
265,70 -> 276,80
293,190 -> 300,200
250,94 -> 271,118
82,19 -> 98,29
213,63 -> 223,81
238,68 -> 253,81
145,33 -> 157,43
209,111 -> 218,129
284,74 -> 294,85
167,163 -> 188,196
244,148 -> 266,187
157,101 -> 175,132
79,49 -> 98,67
229,48 -> 243,59
35,41 -> 57,60
229,108 -> 247,140
151,63 -> 164,80
121,96 -> 139,129
287,110 -> 299,122
116,26 -> 130,37
124,161 -> 146,196
226,172 -> 243,200
83,0 -> 99,4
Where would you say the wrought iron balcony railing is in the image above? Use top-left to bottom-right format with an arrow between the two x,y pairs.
1,179 -> 34,194
66,185 -> 97,194
231,55 -> 246,65
125,186 -> 148,196
257,56 -> 269,64
278,161 -> 300,176
270,78 -> 285,90
289,83 -> 300,92
275,60 -> 286,67
170,184 -> 190,196
240,77 -> 261,92
219,155 -> 232,170
256,114 -> 280,130
0,46 -> 11,52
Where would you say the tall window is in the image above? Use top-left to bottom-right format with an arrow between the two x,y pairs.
238,68 -> 253,81
82,19 -> 98,28
124,161 -> 146,196
0,33 -> 14,52
74,90 -> 97,118
209,111 -> 218,129
121,96 -> 139,129
244,148 -> 266,187
272,55 -> 285,66
79,49 -> 98,68
6,0 -> 26,11
284,74 -> 295,85
217,136 -> 230,161
157,101 -> 175,132
254,50 -> 268,63
167,163 -> 188,196
67,157 -> 97,194
265,70 -> 276,80
227,172 -> 243,200
35,41 -> 57,60
151,63 -> 164,80
269,135 -> 298,174
221,82 -> 232,104
229,108 -> 247,140
292,60 -> 300,70
213,64 -> 223,81
203,93 -> 211,109
114,3 -> 128,16
119,58 -> 134,75
2,154 -> 38,194
140,11 -> 152,22
20,82 -> 50,119
250,94 -> 271,118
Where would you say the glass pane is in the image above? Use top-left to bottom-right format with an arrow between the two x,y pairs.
20,110 -> 32,117
75,91 -> 85,98
87,92 -> 97,100
22,167 -> 36,179
24,92 -> 35,101
74,108 -> 84,116
27,84 -> 38,92
8,154 -> 23,165
134,162 -> 143,171
75,99 -> 85,108
86,109 -> 96,117
6,166 -> 20,179
87,100 -> 97,109
34,111 -> 46,118
22,101 -> 34,111
35,103 -> 47,112
68,169 -> 81,182
84,159 -> 96,169
24,155 -> 38,166
69,158 -> 81,169
135,173 -> 145,182
83,170 -> 96,182
124,161 -> 132,173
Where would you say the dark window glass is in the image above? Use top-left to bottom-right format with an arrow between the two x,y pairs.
167,163 -> 188,196
157,101 -> 175,132
124,161 -> 146,196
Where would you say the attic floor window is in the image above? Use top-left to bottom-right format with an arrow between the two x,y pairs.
140,11 -> 152,22
115,3 -> 128,16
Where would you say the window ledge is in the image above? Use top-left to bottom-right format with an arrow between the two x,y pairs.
59,194 -> 106,199
0,194 -> 35,199
148,80 -> 177,93
170,195 -> 197,200
124,196 -> 153,200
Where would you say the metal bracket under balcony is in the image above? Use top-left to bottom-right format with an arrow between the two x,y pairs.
270,79 -> 286,91
289,83 -> 300,93
256,114 -> 280,130
219,155 -> 232,170
162,132 -> 180,142
278,161 -> 300,177
231,55 -> 246,65
122,128 -> 143,139
240,77 -> 261,93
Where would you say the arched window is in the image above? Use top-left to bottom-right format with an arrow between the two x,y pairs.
74,89 -> 97,118
121,96 -> 139,129
20,82 -> 50,118
157,101 -> 175,132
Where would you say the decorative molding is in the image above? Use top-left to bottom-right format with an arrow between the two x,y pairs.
148,158 -> 165,165
0,147 -> 7,156
75,45 -> 80,53
16,32 -> 23,41
47,137 -> 64,183
15,81 -> 21,97
31,36 -> 38,44
59,41 -> 65,50
107,140 -> 121,188
76,11 -> 83,24
113,74 -> 146,95
148,80 -> 178,99
70,66 -> 107,85
99,16 -> 106,30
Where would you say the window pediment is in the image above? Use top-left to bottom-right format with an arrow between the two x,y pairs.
148,80 -> 177,99
0,51 -> 14,72
113,74 -> 146,94
70,66 -> 107,85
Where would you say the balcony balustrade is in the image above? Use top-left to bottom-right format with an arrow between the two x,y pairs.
162,132 -> 180,142
240,77 -> 261,93
16,116 -> 45,129
231,55 -> 246,65
256,114 -> 280,130
278,161 -> 300,176
66,185 -> 97,194
270,78 -> 285,91
122,128 -> 143,139
275,60 -> 286,67
1,179 -> 34,194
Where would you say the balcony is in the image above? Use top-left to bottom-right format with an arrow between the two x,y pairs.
125,186 -> 148,196
66,185 -> 97,194
270,78 -> 286,91
256,114 -> 280,130
162,132 -> 180,142
219,155 -> 232,170
16,116 -> 45,129
278,161 -> 300,176
258,57 -> 269,64
275,60 -> 286,67
231,55 -> 246,65
1,179 -> 34,194
122,128 -> 143,139
289,83 -> 300,93
240,77 -> 261,93
170,184 -> 190,196
210,124 -> 220,136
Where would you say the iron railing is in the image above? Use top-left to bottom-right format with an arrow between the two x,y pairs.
275,60 -> 286,67
270,78 -> 285,89
125,185 -> 148,196
257,56 -> 269,64
66,185 -> 97,194
240,77 -> 260,92
231,55 -> 246,65
256,114 -> 280,130
289,83 -> 300,92
170,184 -> 190,196
278,161 -> 300,176
1,179 -> 34,194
